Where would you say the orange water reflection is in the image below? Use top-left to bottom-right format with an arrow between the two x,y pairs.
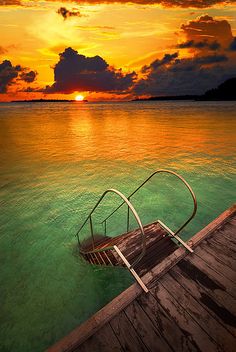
0,102 -> 235,173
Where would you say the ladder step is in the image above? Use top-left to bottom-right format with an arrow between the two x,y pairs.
86,253 -> 95,264
100,251 -> 113,266
97,251 -> 107,265
82,249 -> 117,266
91,253 -> 100,265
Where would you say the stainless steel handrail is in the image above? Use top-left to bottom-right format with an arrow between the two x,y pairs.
101,169 -> 197,237
76,189 -> 146,268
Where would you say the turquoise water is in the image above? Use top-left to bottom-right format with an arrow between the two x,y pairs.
0,101 -> 235,351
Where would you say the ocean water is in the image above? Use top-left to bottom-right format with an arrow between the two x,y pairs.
0,100 -> 235,351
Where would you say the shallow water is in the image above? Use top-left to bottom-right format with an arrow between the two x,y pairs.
0,100 -> 235,351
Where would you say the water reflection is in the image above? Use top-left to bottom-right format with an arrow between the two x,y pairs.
0,100 -> 235,352
0,101 -> 235,168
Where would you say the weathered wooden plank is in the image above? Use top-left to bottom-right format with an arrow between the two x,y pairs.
151,284 -> 220,352
162,271 -> 236,349
80,235 -> 112,252
186,255 -> 236,298
193,246 -> 236,282
197,241 -> 236,271
118,232 -> 165,265
74,323 -> 123,352
230,217 -> 236,226
206,232 -> 236,254
136,240 -> 178,276
215,227 -> 236,246
137,246 -> 177,277
91,221 -> 165,255
187,205 -> 236,249
151,283 -> 222,352
102,223 -> 157,249
113,226 -> 177,273
115,222 -> 163,248
143,247 -> 186,287
137,291 -> 200,352
124,299 -> 172,352
118,227 -> 165,257
170,264 -> 236,337
123,230 -> 166,258
201,237 -> 236,270
216,219 -> 236,243
110,311 -> 149,352
110,223 -> 168,266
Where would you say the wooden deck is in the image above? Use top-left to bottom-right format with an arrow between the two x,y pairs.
81,221 -> 179,276
47,205 -> 236,352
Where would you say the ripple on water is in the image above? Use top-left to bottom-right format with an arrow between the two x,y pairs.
0,101 -> 235,352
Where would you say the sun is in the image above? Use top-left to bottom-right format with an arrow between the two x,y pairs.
75,94 -> 84,101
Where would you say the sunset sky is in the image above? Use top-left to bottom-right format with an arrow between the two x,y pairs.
0,0 -> 236,101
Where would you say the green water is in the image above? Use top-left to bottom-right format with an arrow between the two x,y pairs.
0,101 -> 235,351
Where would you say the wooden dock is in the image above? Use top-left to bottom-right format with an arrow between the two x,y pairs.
47,204 -> 236,352
80,221 -> 179,276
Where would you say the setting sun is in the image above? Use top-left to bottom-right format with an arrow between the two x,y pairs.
75,95 -> 84,101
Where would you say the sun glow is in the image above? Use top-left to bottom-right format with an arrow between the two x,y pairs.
75,94 -> 84,101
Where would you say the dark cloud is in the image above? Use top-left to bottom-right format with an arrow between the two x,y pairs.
181,15 -> 233,48
0,60 -> 19,93
20,70 -> 37,83
135,14 -> 234,96
134,52 -> 234,96
229,38 -> 236,51
0,0 -> 235,7
20,86 -> 42,92
142,52 -> 178,73
177,40 -> 221,51
45,47 -> 136,94
39,14 -> 236,97
0,60 -> 37,93
192,54 -> 228,65
57,7 -> 82,20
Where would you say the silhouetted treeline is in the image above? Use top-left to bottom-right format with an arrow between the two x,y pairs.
197,77 -> 236,101
134,77 -> 236,102
134,95 -> 198,101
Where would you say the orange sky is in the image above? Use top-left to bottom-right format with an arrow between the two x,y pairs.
0,0 -> 236,101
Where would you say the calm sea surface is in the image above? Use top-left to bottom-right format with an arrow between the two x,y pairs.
0,101 -> 236,351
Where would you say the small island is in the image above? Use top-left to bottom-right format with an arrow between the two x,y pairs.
11,98 -> 88,103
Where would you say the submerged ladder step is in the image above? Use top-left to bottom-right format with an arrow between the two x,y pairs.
82,248 -> 118,266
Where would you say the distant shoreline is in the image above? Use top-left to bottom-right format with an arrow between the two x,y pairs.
8,97 -> 236,103
133,95 -> 236,102
134,78 -> 236,101
133,95 -> 198,101
10,99 -> 88,103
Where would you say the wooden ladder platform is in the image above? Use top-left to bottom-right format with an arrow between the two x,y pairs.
113,221 -> 178,276
47,204 -> 236,352
81,221 -> 179,276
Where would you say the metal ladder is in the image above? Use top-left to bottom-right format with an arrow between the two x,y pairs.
75,169 -> 197,292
